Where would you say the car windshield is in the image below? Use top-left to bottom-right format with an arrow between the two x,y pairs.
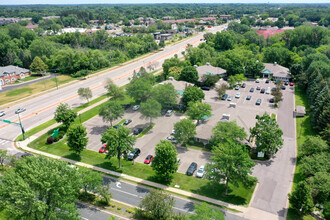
129,152 -> 134,157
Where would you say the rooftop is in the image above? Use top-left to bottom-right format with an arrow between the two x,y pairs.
262,63 -> 290,79
0,65 -> 30,77
196,63 -> 226,81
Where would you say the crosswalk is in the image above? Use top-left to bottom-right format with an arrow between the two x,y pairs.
0,139 -> 10,145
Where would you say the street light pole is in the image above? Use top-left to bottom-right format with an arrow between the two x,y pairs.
17,113 -> 25,140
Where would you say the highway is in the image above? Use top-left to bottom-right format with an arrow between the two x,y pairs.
0,24 -> 227,156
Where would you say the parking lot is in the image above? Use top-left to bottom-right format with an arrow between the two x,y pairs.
84,78 -> 294,177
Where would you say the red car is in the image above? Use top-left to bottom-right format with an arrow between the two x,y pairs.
290,82 -> 294,86
99,144 -> 107,153
144,155 -> 154,164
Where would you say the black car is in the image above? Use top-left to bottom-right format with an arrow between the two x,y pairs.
271,87 -> 277,91
133,128 -> 143,135
21,153 -> 33,157
282,85 -> 286,90
241,83 -> 246,88
256,99 -> 262,105
127,148 -> 141,160
266,79 -> 270,83
186,162 -> 197,176
201,86 -> 210,91
122,103 -> 131,110
221,94 -> 228,100
246,95 -> 251,100
123,119 -> 132,125
250,88 -> 254,92
260,88 -> 265,93
161,109 -> 167,115
284,81 -> 289,85
269,98 -> 274,103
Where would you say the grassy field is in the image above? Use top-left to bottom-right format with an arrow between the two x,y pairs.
0,75 -> 74,106
29,124 -> 255,206
287,87 -> 317,220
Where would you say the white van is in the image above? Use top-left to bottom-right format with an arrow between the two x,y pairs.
266,87 -> 271,94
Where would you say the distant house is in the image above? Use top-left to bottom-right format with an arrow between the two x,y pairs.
0,65 -> 31,86
257,29 -> 285,38
153,32 -> 173,42
219,15 -> 231,20
261,63 -> 291,82
26,23 -> 39,29
42,16 -> 60,20
195,63 -> 226,81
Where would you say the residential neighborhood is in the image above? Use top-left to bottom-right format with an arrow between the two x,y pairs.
0,2 -> 329,220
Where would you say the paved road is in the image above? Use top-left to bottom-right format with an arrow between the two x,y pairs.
77,202 -> 113,220
0,73 -> 54,93
0,25 -> 227,156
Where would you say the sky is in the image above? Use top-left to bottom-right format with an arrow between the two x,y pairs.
0,0 -> 329,5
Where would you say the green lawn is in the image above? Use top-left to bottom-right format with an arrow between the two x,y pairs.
6,87 -> 34,97
137,123 -> 155,138
287,87 -> 317,220
29,129 -> 255,206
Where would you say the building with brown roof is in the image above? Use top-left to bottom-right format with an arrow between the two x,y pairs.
195,63 -> 226,81
261,63 -> 291,82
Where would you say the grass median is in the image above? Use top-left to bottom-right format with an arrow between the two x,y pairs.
287,87 -> 316,220
29,126 -> 255,206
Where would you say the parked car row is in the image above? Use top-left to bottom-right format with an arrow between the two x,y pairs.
186,162 -> 205,178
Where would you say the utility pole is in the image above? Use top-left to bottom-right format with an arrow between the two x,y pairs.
17,113 -> 25,140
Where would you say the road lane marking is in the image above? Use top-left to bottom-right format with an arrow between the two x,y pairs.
116,182 -> 121,188
173,207 -> 195,214
111,188 -> 139,197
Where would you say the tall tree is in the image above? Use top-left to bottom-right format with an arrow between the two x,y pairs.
29,56 -> 48,73
140,98 -> 161,125
77,87 -> 92,104
99,101 -> 124,126
0,149 -> 9,167
126,77 -> 152,102
139,189 -> 175,220
189,202 -> 225,220
288,181 -> 314,216
80,169 -> 103,194
105,79 -> 124,99
173,119 -> 197,146
205,142 -> 255,194
151,140 -> 178,182
215,83 -> 229,98
301,136 -> 329,157
54,103 -> 77,129
211,121 -> 247,145
250,113 -> 284,157
186,101 -> 212,125
67,124 -> 88,156
151,83 -> 179,108
0,156 -> 82,219
101,126 -> 136,168
179,66 -> 199,83
182,86 -> 205,106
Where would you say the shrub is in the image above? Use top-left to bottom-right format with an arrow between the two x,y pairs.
117,206 -> 122,210
72,69 -> 89,78
46,136 -> 54,144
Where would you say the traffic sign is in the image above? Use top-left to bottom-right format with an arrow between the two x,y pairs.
3,120 -> 11,123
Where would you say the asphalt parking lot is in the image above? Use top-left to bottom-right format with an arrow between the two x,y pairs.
84,78 -> 294,177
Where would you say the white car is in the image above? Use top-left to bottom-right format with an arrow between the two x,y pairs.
132,105 -> 140,111
166,136 -> 177,144
171,129 -> 175,135
0,111 -> 5,117
235,92 -> 240,98
196,165 -> 205,178
256,79 -> 260,83
165,110 -> 173,116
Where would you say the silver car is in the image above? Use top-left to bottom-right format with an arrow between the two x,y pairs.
0,111 -> 5,117
196,165 -> 205,178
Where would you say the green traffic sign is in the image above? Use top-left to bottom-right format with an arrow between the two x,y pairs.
3,120 -> 11,123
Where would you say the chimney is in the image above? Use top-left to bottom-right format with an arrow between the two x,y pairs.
193,65 -> 198,68
274,62 -> 277,66
206,62 -> 210,66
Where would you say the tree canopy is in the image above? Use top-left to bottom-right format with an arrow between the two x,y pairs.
99,100 -> 124,126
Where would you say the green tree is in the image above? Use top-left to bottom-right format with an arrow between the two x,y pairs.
0,156 -> 82,219
271,85 -> 283,105
97,184 -> 112,205
215,83 -> 229,98
0,149 -> 9,166
179,66 -> 199,83
151,83 -> 179,108
211,121 -> 247,145
186,101 -> 212,125
126,78 -> 152,102
182,86 -> 205,106
162,56 -> 185,77
168,66 -> 182,80
99,101 -> 124,126
213,30 -> 236,50
301,136 -> 329,157
250,113 -> 284,157
309,172 -> 330,203
151,140 -> 178,182
101,126 -> 136,168
173,119 -> 197,146
80,169 -> 103,194
67,124 -> 88,156
29,56 -> 48,73
288,181 -> 314,216
301,153 -> 329,176
139,189 -> 175,220
105,79 -> 124,100
77,87 -> 92,104
54,103 -> 77,129
205,142 -> 255,194
201,74 -> 219,87
245,59 -> 265,77
189,202 -> 225,220
140,99 -> 161,124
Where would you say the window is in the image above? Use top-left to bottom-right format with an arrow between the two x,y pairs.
0,79 -> 3,86
11,78 -> 16,81
10,72 -> 14,76
3,73 -> 8,77
20,73 -> 25,79
5,79 -> 10,83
